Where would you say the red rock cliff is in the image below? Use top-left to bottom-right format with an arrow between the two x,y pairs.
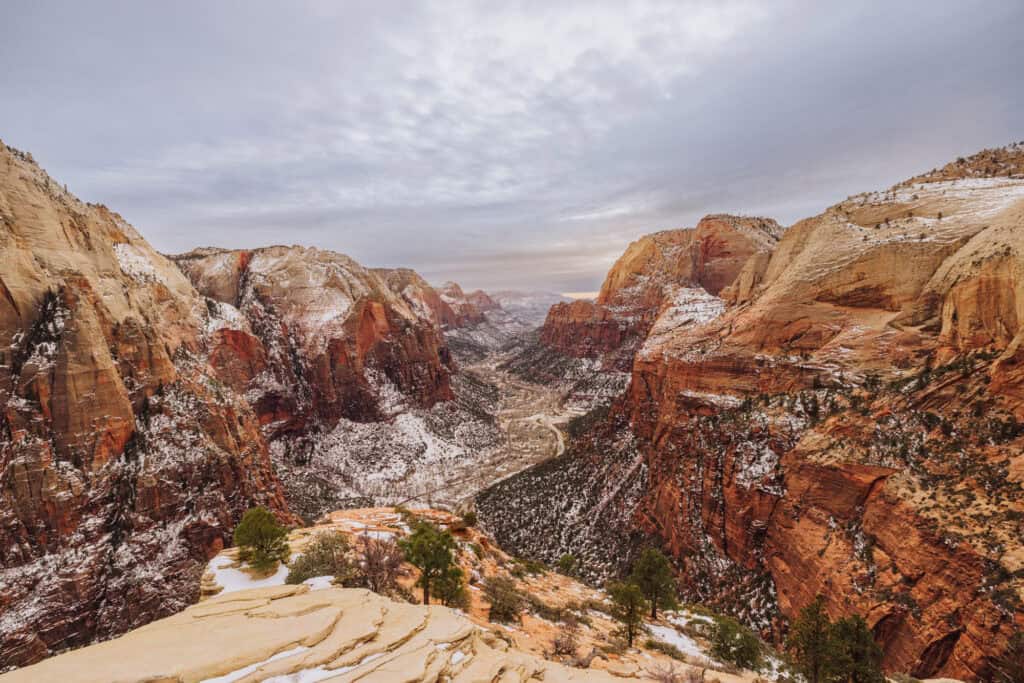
539,215 -> 782,370
0,142 -> 294,667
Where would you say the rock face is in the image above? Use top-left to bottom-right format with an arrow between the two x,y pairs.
0,142 -> 294,667
481,144 -> 1024,680
538,216 -> 782,371
501,216 -> 780,412
0,583 -> 627,683
172,248 -> 455,433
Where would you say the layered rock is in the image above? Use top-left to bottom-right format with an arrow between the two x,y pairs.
481,144 -> 1024,680
439,281 -> 501,328
0,584 -> 629,683
173,247 -> 455,433
0,142 -> 293,667
538,216 -> 782,372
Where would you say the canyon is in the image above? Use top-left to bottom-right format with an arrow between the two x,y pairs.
1,138 -> 1023,681
480,144 -> 1024,680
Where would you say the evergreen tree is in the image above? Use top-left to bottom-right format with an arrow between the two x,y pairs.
608,581 -> 648,648
787,596 -> 837,683
233,507 -> 289,573
630,548 -> 679,619
434,565 -> 470,610
831,615 -> 884,683
711,615 -> 763,671
397,521 -> 456,604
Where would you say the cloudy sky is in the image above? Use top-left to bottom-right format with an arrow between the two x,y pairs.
3,1 -> 1022,293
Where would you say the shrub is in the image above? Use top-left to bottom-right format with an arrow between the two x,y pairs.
710,615 -> 762,671
557,554 -> 578,577
233,507 -> 289,573
644,637 -> 687,661
286,531 -> 355,585
357,535 -> 404,595
483,575 -> 524,623
525,593 -> 564,622
435,565 -> 470,610
552,615 -> 580,656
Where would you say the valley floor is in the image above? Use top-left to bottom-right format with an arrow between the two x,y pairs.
274,344 -> 588,518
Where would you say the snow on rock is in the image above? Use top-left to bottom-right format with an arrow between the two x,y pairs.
113,242 -> 165,284
206,554 -> 289,595
201,646 -> 310,683
647,623 -> 711,662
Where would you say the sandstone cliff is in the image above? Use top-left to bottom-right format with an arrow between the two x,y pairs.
481,144 -> 1024,680
172,247 -> 455,432
537,215 -> 782,372
0,142 -> 294,667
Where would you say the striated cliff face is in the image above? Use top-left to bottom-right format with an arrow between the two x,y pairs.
0,142 -> 294,667
538,215 -> 782,372
481,144 -> 1024,680
502,216 -> 780,411
172,247 -> 455,433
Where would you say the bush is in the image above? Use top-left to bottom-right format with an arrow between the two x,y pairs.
525,593 -> 564,622
710,615 -> 762,671
233,507 -> 289,573
644,638 -> 687,661
286,531 -> 355,585
552,615 -> 580,656
357,535 -> 404,595
483,575 -> 524,623
556,554 -> 578,576
434,565 -> 470,610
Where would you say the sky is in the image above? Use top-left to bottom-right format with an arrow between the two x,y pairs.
2,1 -> 1023,293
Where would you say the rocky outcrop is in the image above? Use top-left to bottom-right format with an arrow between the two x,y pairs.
0,584 -> 628,683
0,142 -> 294,667
439,281 -> 500,327
538,216 -> 782,372
481,144 -> 1024,680
173,247 -> 455,432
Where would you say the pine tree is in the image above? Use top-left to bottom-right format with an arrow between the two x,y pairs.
630,548 -> 679,619
787,596 -> 837,683
711,615 -> 763,671
832,615 -> 884,683
608,581 -> 648,648
397,521 -> 456,604
233,507 -> 290,573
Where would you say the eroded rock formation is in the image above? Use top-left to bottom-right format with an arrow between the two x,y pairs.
481,144 -> 1024,680
0,142 -> 294,667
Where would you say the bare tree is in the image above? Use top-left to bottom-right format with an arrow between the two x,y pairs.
551,614 -> 580,656
358,534 -> 405,595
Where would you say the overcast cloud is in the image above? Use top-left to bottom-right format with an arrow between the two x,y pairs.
2,1 -> 1022,292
